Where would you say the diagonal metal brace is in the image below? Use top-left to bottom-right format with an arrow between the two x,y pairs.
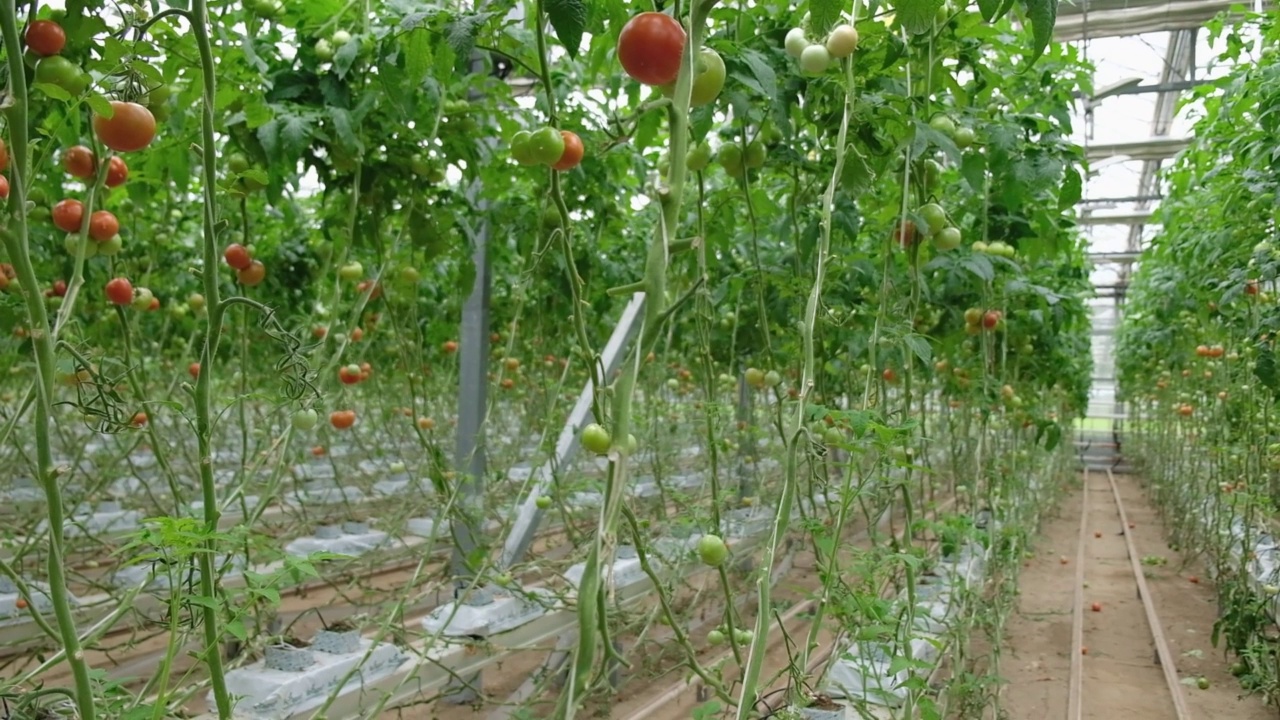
499,292 -> 647,569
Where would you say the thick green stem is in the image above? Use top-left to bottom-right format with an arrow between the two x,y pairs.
734,33 -> 859,718
0,4 -> 96,718
187,0 -> 234,714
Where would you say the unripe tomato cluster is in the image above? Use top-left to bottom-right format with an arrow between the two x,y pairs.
784,23 -> 859,76
103,276 -> 159,311
971,240 -> 1016,258
510,128 -> 584,171
916,203 -> 962,251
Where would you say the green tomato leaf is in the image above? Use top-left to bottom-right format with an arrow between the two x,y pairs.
960,152 -> 987,191
840,144 -> 877,195
894,0 -> 945,36
32,82 -> 72,101
809,0 -> 843,35
85,93 -> 114,118
1022,0 -> 1058,64
446,12 -> 495,70
960,253 -> 995,282
904,333 -> 933,365
404,27 -> 433,83
977,0 -> 1005,21
333,36 -> 362,78
735,48 -> 778,100
1059,165 -> 1082,210
545,0 -> 588,58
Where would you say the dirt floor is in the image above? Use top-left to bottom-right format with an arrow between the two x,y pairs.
998,472 -> 1273,720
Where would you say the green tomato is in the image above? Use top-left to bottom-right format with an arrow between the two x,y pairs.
733,628 -> 753,644
63,234 -> 97,258
920,158 -> 941,190
255,0 -> 284,17
690,48 -> 726,106
799,44 -> 832,75
784,28 -> 808,58
528,127 -> 565,166
918,203 -> 948,234
535,495 -> 552,510
825,24 -> 859,59
697,534 -> 728,567
824,427 -> 843,445
331,30 -> 352,46
398,266 -> 421,285
764,369 -> 782,387
744,140 -> 766,169
338,261 -> 364,281
98,234 -> 123,256
510,130 -> 538,166
314,38 -> 334,61
188,293 -> 206,311
933,227 -> 961,251
228,153 -> 251,175
581,422 -> 612,455
929,115 -> 957,138
954,127 -> 976,149
27,187 -> 48,206
625,433 -> 638,454
707,629 -> 726,645
744,367 -> 765,388
972,240 -> 989,254
292,408 -> 319,431
686,142 -> 712,172
1196,677 -> 1210,690
34,56 -> 87,95
541,204 -> 563,230
130,287 -> 154,311
718,143 -> 744,177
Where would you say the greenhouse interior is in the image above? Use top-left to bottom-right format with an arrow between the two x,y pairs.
0,0 -> 1278,718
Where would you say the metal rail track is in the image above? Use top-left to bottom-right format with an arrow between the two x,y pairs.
1067,468 -> 1192,720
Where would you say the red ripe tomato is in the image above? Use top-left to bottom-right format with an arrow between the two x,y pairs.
224,243 -> 251,270
105,156 -> 128,187
443,340 -> 459,353
329,409 -> 356,429
359,362 -> 372,380
0,138 -> 8,173
130,411 -> 148,427
63,145 -> 96,178
882,368 -> 898,384
553,131 -> 584,171
93,101 -> 157,153
895,220 -> 918,247
26,20 -> 66,56
1195,344 -> 1209,357
88,210 -> 119,242
189,362 -> 201,378
0,176 -> 9,199
51,280 -> 67,297
147,296 -> 159,311
617,12 -> 686,86
1246,280 -> 1260,296
237,260 -> 266,286
312,325 -> 328,339
105,277 -> 133,305
350,327 -> 364,342
52,199 -> 84,233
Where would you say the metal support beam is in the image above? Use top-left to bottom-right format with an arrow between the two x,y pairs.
1078,212 -> 1156,226
500,292 -> 648,569
1079,195 -> 1163,206
1085,137 -> 1190,162
1089,251 -> 1142,263
1054,0 -> 1269,42
446,52 -> 498,705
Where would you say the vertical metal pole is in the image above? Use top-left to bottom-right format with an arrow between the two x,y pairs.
445,53 -> 494,705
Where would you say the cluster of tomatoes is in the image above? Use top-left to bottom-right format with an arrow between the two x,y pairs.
783,23 -> 859,75
103,276 -> 158,310
510,128 -> 583,171
338,362 -> 373,385
223,243 -> 266,286
1194,344 -> 1225,358
963,307 -> 1003,334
